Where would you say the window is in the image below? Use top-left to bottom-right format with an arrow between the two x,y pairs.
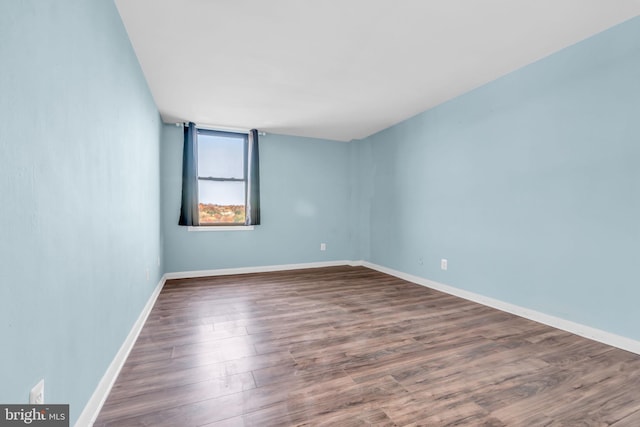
179,123 -> 260,228
197,129 -> 248,225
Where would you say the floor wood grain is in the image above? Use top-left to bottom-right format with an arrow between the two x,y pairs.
94,266 -> 640,426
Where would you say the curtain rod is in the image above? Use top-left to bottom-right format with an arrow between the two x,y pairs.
175,122 -> 266,136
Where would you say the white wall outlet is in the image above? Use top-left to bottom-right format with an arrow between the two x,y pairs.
418,257 -> 424,265
157,255 -> 161,267
441,259 -> 448,270
320,243 -> 326,251
30,379 -> 44,404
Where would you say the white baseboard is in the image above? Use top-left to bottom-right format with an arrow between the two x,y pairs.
78,259 -> 640,427
75,276 -> 167,427
164,260 -> 356,280
166,259 -> 640,355
362,261 -> 640,356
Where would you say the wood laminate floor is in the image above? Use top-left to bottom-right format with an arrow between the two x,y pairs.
94,266 -> 640,426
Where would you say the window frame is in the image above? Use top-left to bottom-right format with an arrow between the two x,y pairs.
195,128 -> 250,227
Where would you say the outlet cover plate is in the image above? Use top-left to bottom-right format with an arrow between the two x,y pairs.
30,379 -> 44,404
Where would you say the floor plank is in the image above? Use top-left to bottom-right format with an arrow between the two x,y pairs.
94,266 -> 640,426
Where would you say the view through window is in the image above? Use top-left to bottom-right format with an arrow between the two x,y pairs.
197,129 -> 248,224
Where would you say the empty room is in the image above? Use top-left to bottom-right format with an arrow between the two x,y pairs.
2,1 -> 640,426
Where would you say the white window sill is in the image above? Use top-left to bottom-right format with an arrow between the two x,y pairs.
188,225 -> 255,232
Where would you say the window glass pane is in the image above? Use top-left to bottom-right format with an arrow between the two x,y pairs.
198,180 -> 246,224
197,133 -> 244,179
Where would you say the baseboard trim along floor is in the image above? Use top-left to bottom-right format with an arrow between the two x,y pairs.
79,259 -> 640,425
93,265 -> 640,425
76,276 -> 166,427
362,261 -> 640,356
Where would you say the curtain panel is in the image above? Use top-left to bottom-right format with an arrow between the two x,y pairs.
246,129 -> 261,225
178,122 -> 199,226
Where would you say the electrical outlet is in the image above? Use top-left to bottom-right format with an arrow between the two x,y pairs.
418,257 -> 424,265
30,379 -> 44,404
320,243 -> 326,251
146,267 -> 150,281
441,259 -> 448,271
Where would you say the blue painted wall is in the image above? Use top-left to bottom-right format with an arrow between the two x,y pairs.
2,2 -> 638,423
358,17 -> 640,340
0,0 -> 162,424
162,127 -> 353,272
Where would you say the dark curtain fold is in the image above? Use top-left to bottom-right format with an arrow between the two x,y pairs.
179,122 -> 200,226
246,129 -> 261,225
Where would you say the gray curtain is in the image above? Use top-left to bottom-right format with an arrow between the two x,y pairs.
179,122 -> 199,226
246,129 -> 261,225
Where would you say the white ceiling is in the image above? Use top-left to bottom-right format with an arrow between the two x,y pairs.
115,1 -> 640,142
